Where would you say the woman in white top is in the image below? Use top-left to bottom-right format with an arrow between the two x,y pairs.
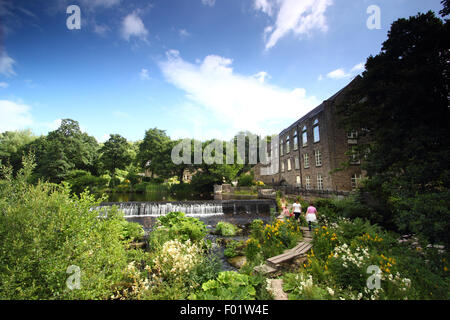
292,199 -> 302,221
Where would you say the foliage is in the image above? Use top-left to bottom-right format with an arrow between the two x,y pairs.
335,11 -> 450,245
238,172 -> 255,187
224,240 -> 245,258
150,211 -> 207,244
245,218 -> 302,261
215,221 -> 240,236
191,271 -> 256,300
65,169 -> 108,194
100,134 -> 132,186
0,156 -> 142,299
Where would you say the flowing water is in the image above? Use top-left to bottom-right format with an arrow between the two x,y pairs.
93,199 -> 277,272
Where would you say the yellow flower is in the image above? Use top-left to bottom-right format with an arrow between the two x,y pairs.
444,266 -> 448,272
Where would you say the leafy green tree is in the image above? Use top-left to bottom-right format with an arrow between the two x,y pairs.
99,134 -> 132,185
441,0 -> 450,17
0,130 -> 37,163
137,128 -> 173,179
336,11 -> 450,245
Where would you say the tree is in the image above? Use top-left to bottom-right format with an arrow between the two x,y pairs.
0,130 -> 37,162
441,0 -> 450,17
99,134 -> 132,185
137,128 -> 173,179
336,11 -> 450,245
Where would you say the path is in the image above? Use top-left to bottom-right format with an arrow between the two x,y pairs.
254,225 -> 314,300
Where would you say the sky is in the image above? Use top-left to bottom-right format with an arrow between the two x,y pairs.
0,0 -> 445,142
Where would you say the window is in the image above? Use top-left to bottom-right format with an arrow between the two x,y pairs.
305,176 -> 311,190
281,160 -> 285,172
287,158 -> 292,171
280,139 -> 284,156
317,174 -> 324,190
351,174 -> 362,190
315,149 -> 322,166
313,119 -> 320,142
296,176 -> 301,185
347,130 -> 358,139
294,156 -> 300,170
302,126 -> 307,147
293,131 -> 298,150
303,153 -> 309,168
286,135 -> 290,154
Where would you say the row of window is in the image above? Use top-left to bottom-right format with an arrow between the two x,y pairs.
280,119 -> 320,156
280,150 -> 322,172
290,173 -> 361,191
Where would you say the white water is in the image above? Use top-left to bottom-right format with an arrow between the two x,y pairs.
94,202 -> 224,218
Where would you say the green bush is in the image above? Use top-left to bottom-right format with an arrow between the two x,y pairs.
238,172 -> 255,187
215,221 -> 239,236
191,271 -> 256,300
0,157 -> 142,299
224,240 -> 244,258
150,212 -> 207,245
65,170 -> 108,195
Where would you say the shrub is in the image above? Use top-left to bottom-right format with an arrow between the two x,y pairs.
238,172 -> 255,187
215,221 -> 239,236
247,218 -> 302,259
66,170 -> 108,195
0,157 -> 141,299
191,271 -> 256,300
224,240 -> 245,258
150,212 -> 207,244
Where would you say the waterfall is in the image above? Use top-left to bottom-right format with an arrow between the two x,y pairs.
93,199 -> 277,218
94,201 -> 224,218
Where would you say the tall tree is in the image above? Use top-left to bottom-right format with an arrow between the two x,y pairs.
137,128 -> 173,179
336,11 -> 450,245
99,134 -> 132,185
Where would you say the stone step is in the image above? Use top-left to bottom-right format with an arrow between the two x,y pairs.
253,264 -> 277,275
267,279 -> 289,300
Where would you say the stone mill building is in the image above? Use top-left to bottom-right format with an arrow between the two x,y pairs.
253,76 -> 364,192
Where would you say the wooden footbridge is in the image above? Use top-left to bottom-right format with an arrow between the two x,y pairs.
254,226 -> 313,274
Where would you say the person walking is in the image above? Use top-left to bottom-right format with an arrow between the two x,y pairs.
292,199 -> 302,222
305,201 -> 318,231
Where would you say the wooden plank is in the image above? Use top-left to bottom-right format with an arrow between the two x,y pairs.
254,264 -> 277,274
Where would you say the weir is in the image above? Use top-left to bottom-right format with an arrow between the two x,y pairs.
94,199 -> 277,218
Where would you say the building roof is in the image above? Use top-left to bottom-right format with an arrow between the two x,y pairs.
279,75 -> 361,136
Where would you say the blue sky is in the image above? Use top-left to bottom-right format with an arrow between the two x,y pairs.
0,0 -> 444,142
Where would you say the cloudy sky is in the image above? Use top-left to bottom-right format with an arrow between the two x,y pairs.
0,0 -> 444,142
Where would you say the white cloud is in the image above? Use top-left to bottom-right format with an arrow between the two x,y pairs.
325,62 -> 365,80
121,12 -> 148,41
253,71 -> 270,83
140,68 -> 150,80
326,68 -> 351,80
201,0 -> 216,6
254,0 -> 273,16
351,62 -> 365,73
318,74 -> 323,81
94,24 -> 110,36
179,29 -> 190,38
159,50 -> 319,139
254,0 -> 333,50
0,100 -> 33,132
0,82 -> 9,88
0,51 -> 17,77
79,0 -> 121,9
